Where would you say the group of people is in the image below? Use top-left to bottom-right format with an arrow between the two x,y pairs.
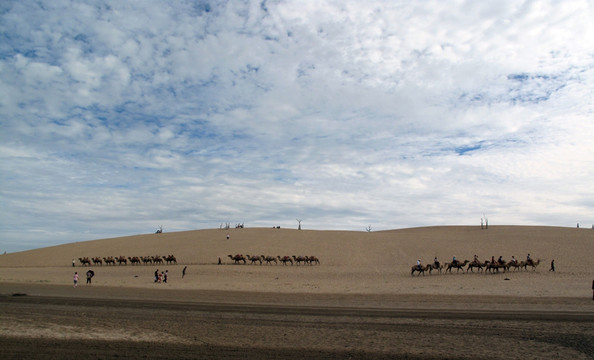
154,269 -> 168,283
73,269 -> 94,287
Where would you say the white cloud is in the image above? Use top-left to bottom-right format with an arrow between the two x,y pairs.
1,0 -> 593,251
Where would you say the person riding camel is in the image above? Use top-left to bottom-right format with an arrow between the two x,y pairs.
498,256 -> 504,265
452,256 -> 458,266
434,256 -> 440,268
527,253 -> 533,266
473,254 -> 479,264
511,256 -> 517,264
416,259 -> 422,270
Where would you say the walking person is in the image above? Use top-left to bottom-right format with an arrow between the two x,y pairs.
73,272 -> 79,287
182,266 -> 187,278
72,259 -> 75,267
549,260 -> 555,272
86,269 -> 95,284
164,270 -> 168,283
154,269 -> 159,283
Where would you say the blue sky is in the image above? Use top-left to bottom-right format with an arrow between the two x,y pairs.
1,0 -> 593,252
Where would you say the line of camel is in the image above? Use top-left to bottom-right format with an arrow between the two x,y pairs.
411,258 -> 541,276
77,255 -> 177,266
227,255 -> 320,265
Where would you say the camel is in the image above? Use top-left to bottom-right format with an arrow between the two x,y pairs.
277,256 -> 293,265
152,256 -> 163,264
445,260 -> 470,273
466,260 -> 488,273
245,255 -> 262,265
306,256 -> 320,265
292,255 -> 307,265
485,261 -> 508,273
92,257 -> 103,266
228,254 -> 246,264
103,257 -> 116,265
163,255 -> 177,265
127,256 -> 141,265
116,256 -> 127,265
411,264 -> 430,276
78,257 -> 91,266
141,256 -> 152,265
522,258 -> 540,271
261,255 -> 277,265
427,262 -> 442,274
507,260 -> 523,271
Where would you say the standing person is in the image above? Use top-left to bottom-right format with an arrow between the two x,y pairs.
72,259 -> 75,267
164,270 -> 168,283
549,260 -> 555,272
73,272 -> 79,287
226,233 -> 230,240
86,269 -> 94,284
154,269 -> 159,283
182,266 -> 187,278
592,280 -> 594,301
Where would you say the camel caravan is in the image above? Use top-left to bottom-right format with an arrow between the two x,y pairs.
227,254 -> 321,265
411,255 -> 541,276
76,255 -> 177,266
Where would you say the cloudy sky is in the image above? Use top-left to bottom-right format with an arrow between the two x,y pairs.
1,1 -> 593,252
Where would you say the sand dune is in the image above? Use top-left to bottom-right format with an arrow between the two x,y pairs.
1,226 -> 592,298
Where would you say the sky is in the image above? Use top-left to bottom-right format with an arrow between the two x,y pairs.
1,0 -> 593,252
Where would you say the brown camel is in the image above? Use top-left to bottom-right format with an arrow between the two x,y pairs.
522,258 -> 541,271
152,256 -> 163,264
103,257 -> 116,265
485,261 -> 508,273
92,257 -> 103,266
507,261 -> 523,271
163,255 -> 177,264
245,255 -> 262,265
228,254 -> 246,264
127,256 -> 141,265
466,260 -> 488,273
78,257 -> 91,266
277,256 -> 293,265
445,260 -> 470,273
306,256 -> 320,265
427,262 -> 442,274
411,264 -> 430,276
261,255 -> 278,265
116,256 -> 127,265
141,256 -> 152,265
292,255 -> 307,265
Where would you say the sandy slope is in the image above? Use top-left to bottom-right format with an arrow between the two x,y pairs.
0,226 -> 593,298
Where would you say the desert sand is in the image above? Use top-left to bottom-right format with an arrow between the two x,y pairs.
1,226 -> 593,359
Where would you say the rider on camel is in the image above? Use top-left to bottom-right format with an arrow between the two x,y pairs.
452,256 -> 458,266
498,256 -> 505,265
417,259 -> 422,270
527,253 -> 533,266
473,254 -> 479,264
434,256 -> 440,268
